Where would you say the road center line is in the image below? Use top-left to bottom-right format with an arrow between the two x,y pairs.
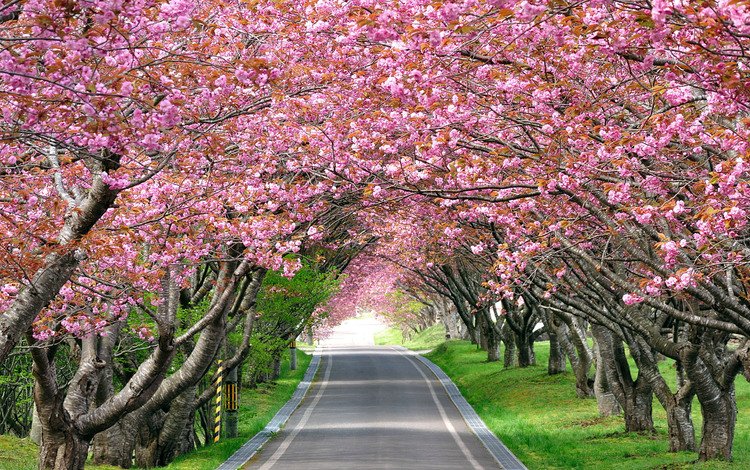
257,350 -> 333,470
393,347 -> 484,470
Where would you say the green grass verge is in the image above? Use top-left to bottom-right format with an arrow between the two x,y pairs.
0,434 -> 39,470
374,324 -> 446,350
160,350 -> 311,470
425,340 -> 749,469
0,351 -> 311,470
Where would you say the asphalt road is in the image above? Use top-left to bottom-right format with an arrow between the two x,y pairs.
245,321 -> 501,469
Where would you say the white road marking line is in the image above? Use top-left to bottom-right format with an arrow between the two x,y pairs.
394,347 -> 484,470
257,351 -> 333,470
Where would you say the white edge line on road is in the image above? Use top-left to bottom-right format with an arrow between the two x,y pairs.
398,347 -> 528,470
215,348 -> 324,470
394,347 -> 485,470
256,351 -> 333,470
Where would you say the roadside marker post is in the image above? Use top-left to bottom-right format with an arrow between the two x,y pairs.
225,363 -> 239,438
214,359 -> 223,443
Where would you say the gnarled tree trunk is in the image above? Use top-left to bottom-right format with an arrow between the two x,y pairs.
544,311 -> 567,375
592,324 -> 653,432
478,309 -> 500,362
562,315 -> 594,398
92,416 -> 138,468
515,331 -> 536,367
501,322 -> 516,368
135,385 -> 197,467
593,337 -> 621,416
32,268 -> 179,469
683,346 -> 736,461
628,336 -> 695,452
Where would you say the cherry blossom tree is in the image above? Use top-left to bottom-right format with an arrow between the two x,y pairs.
3,0 -> 750,465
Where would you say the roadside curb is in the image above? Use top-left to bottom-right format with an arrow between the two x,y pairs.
215,349 -> 322,470
401,347 -> 527,470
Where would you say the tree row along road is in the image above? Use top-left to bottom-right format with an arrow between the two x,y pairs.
244,320 -> 502,470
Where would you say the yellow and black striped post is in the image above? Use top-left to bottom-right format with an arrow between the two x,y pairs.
214,359 -> 223,443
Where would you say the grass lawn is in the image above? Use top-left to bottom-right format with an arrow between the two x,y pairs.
422,340 -> 750,469
0,350 -> 311,470
374,324 -> 447,350
0,434 -> 39,470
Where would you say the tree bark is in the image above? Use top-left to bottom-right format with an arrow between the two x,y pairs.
38,419 -> 89,470
438,298 -> 460,339
665,398 -> 696,452
30,403 -> 42,445
135,385 -> 197,467
502,322 -> 516,368
478,310 -> 500,362
561,315 -> 595,397
592,324 -> 653,432
593,341 -> 621,416
31,267 -> 179,469
515,331 -> 536,367
93,417 -> 137,468
91,323 -> 122,463
683,346 -> 736,460
696,382 -> 735,461
502,298 -> 537,367
486,324 -> 500,362
545,312 -> 567,375
627,336 -> 696,452
33,342 -> 95,470
272,355 -> 282,380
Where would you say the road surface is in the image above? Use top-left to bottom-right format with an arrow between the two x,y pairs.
244,318 -> 502,469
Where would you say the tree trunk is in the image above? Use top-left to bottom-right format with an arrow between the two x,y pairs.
135,385 -> 198,467
92,417 -> 137,468
627,337 -> 696,452
563,316 -> 594,398
33,339 -> 98,470
502,323 -> 516,368
36,390 -> 90,470
439,300 -> 460,340
306,326 -> 314,345
623,380 -> 654,433
683,349 -> 736,461
486,325 -> 500,363
177,408 -> 197,455
458,321 -> 470,340
91,323 -> 121,464
546,313 -> 566,375
272,355 -> 282,380
39,425 -> 90,470
477,314 -> 488,351
477,310 -> 499,362
592,324 -> 653,431
468,313 -> 479,345
135,411 -> 165,469
665,400 -> 696,452
515,332 -> 535,367
593,340 -> 621,416
30,403 -> 42,445
697,393 -> 735,461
